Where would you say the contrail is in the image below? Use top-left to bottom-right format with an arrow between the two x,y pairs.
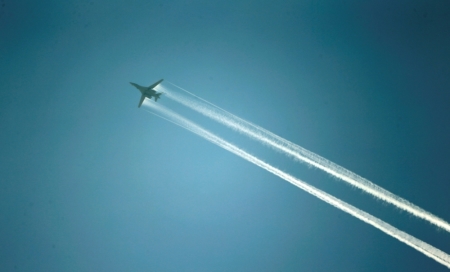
156,83 -> 450,233
143,101 -> 450,269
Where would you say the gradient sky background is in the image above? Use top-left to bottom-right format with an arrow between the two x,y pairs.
1,0 -> 450,271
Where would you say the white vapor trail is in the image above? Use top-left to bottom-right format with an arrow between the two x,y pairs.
157,83 -> 450,233
143,101 -> 450,269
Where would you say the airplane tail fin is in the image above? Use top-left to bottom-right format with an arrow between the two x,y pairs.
154,92 -> 163,102
138,94 -> 146,107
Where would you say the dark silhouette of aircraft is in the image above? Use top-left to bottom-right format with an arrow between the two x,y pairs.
130,79 -> 163,107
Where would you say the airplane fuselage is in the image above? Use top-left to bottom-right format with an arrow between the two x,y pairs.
142,89 -> 162,102
143,89 -> 157,97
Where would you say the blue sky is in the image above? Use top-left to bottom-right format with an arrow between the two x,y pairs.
1,0 -> 450,271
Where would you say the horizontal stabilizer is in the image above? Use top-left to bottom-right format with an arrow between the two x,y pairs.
154,93 -> 162,102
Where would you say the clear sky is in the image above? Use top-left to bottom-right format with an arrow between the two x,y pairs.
1,0 -> 450,271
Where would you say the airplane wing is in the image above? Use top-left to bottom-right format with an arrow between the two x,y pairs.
147,79 -> 164,90
138,94 -> 146,108
130,82 -> 139,89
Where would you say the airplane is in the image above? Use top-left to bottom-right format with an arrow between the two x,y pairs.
130,79 -> 164,107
